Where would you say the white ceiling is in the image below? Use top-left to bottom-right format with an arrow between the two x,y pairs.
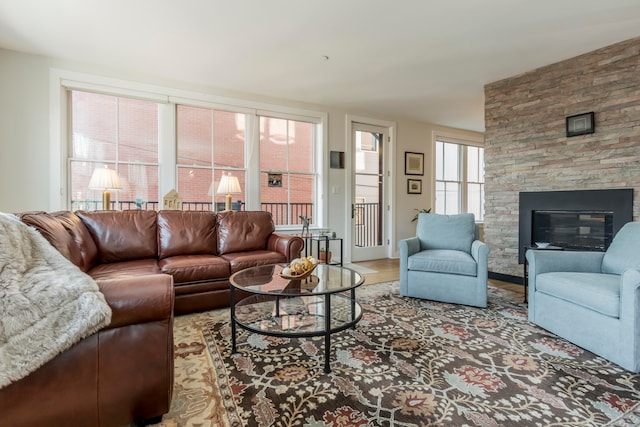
1,1 -> 639,132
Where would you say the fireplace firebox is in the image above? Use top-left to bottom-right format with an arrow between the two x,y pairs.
518,189 -> 633,264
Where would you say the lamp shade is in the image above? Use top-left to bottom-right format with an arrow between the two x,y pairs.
216,173 -> 241,195
88,166 -> 122,190
88,166 -> 122,211
216,173 -> 242,211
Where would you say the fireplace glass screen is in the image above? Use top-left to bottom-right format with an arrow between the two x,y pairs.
532,210 -> 614,251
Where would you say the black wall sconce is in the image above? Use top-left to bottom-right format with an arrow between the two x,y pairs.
330,151 -> 344,169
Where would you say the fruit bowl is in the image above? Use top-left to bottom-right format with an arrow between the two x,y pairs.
280,256 -> 318,280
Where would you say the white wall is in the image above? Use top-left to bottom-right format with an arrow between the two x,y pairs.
0,47 -> 482,257
0,49 -> 50,212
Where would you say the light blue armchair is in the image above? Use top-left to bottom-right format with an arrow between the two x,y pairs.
399,213 -> 490,308
527,222 -> 640,372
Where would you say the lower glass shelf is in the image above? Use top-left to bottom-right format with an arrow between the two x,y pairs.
234,293 -> 361,336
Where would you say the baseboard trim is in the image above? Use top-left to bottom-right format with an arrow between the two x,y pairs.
489,271 -> 523,285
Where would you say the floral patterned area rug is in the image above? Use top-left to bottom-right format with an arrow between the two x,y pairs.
154,282 -> 640,427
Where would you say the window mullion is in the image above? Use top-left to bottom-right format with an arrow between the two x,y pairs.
460,145 -> 468,214
158,103 -> 176,203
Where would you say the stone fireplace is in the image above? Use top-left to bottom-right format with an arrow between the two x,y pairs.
518,189 -> 633,264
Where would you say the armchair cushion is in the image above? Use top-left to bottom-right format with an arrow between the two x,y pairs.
536,272 -> 620,318
408,249 -> 477,277
417,213 -> 475,253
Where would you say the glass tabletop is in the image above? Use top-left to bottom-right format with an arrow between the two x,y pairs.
229,263 -> 363,296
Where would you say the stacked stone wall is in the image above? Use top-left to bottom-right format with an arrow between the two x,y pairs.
484,36 -> 640,277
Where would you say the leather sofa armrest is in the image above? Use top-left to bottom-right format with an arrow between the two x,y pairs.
267,233 -> 304,262
98,274 -> 174,329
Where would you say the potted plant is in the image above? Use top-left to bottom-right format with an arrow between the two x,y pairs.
411,208 -> 431,222
318,247 -> 332,264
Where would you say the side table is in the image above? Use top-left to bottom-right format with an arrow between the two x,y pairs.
297,234 -> 343,266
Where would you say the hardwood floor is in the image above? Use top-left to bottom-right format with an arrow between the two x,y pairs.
352,258 -> 525,298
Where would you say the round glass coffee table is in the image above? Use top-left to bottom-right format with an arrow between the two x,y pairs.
229,263 -> 364,373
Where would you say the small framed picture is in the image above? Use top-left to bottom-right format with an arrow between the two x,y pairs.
566,112 -> 594,137
405,152 -> 424,175
407,179 -> 422,194
267,173 -> 282,187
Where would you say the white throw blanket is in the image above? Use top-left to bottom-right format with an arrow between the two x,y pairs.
0,212 -> 112,389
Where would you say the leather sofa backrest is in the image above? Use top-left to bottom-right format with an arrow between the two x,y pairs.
20,211 -> 98,272
157,210 -> 218,259
217,211 -> 275,255
77,210 -> 158,263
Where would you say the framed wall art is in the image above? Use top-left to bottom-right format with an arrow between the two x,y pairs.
405,152 -> 424,175
566,112 -> 594,137
267,173 -> 282,187
407,179 -> 422,194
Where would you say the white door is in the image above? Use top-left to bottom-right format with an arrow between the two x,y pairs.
350,123 -> 389,261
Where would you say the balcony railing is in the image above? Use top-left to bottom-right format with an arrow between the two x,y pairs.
69,200 -> 381,246
70,200 -> 313,226
354,202 -> 380,248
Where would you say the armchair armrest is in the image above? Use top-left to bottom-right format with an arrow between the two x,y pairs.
618,268 -> 640,371
399,237 -> 420,295
471,240 -> 489,263
399,236 -> 420,259
526,250 -> 604,276
471,240 -> 490,281
620,268 -> 640,318
267,233 -> 304,262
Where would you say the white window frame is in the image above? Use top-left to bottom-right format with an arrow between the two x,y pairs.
50,69 -> 328,230
432,130 -> 485,221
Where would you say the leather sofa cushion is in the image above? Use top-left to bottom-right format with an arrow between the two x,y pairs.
174,280 -> 230,296
536,272 -> 621,318
158,210 -> 217,259
408,249 -> 477,277
77,210 -> 158,263
222,250 -> 286,274
87,259 -> 161,281
20,211 -> 98,272
159,255 -> 230,283
217,211 -> 275,255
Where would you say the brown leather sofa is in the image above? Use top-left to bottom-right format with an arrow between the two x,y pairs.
20,209 -> 304,315
0,209 -> 303,427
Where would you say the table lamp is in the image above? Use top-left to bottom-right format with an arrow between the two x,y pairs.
88,165 -> 122,210
216,173 -> 241,211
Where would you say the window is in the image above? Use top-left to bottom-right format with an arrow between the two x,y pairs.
59,71 -> 325,228
69,91 -> 160,211
259,116 -> 315,226
176,105 -> 246,211
435,140 -> 484,221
